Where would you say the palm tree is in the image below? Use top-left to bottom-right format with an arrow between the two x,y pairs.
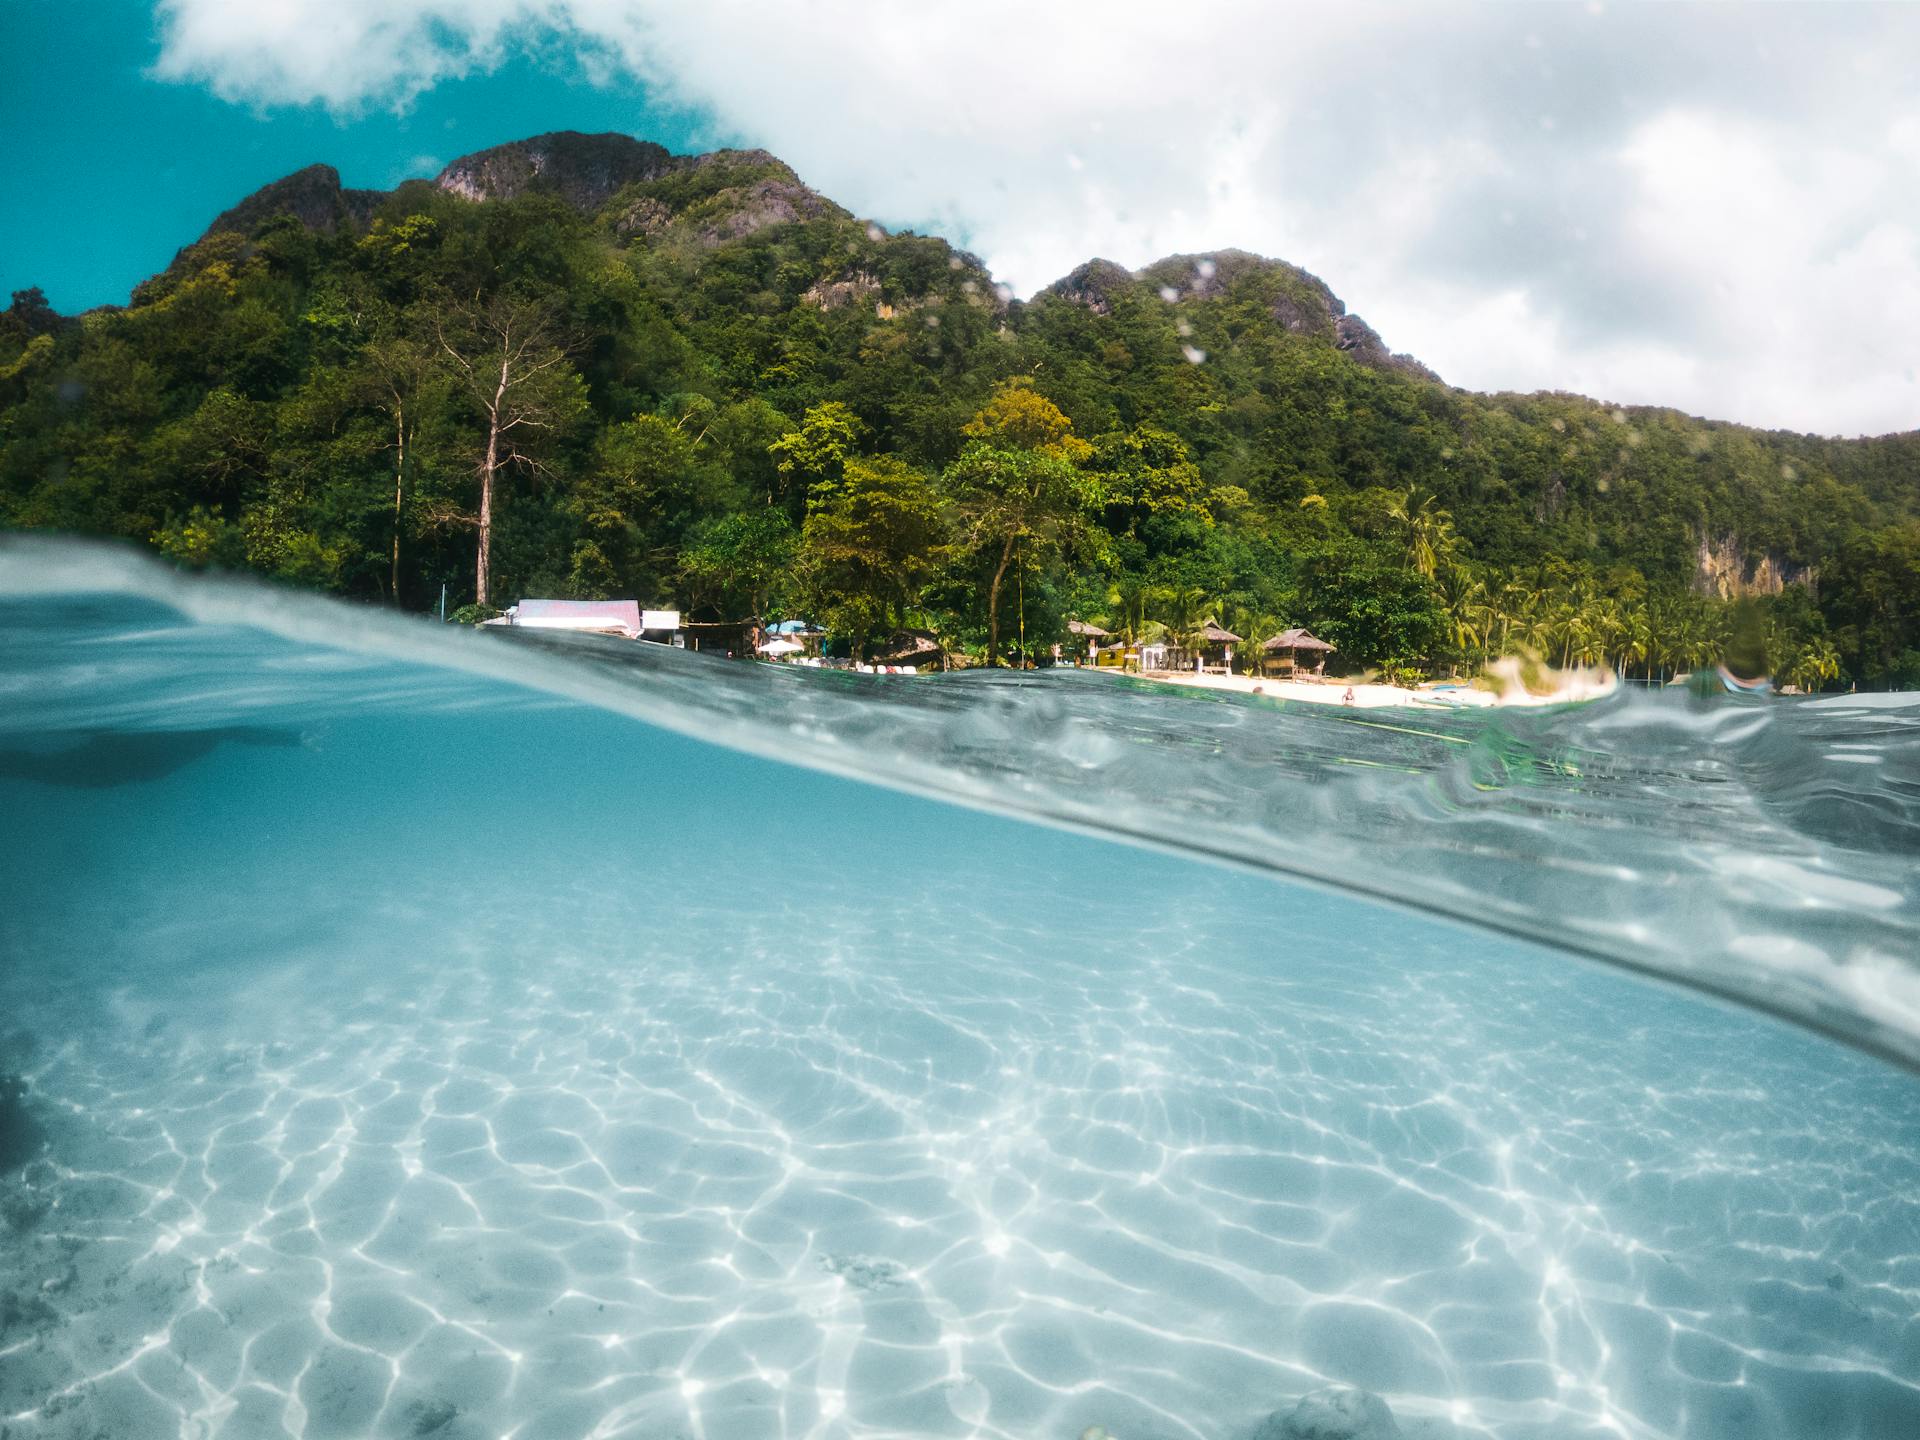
1386,487 -> 1457,580
1435,567 -> 1486,673
1492,580 -> 1542,659
1674,608 -> 1716,674
1213,595 -> 1266,673
1545,593 -> 1580,669
1785,636 -> 1841,693
1646,593 -> 1690,682
1154,584 -> 1218,666
1104,576 -> 1152,647
1619,606 -> 1653,682
1225,613 -> 1283,678
1513,603 -> 1554,661
1469,596 -> 1502,665
1586,597 -> 1624,670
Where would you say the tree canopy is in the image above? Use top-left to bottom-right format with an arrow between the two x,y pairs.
2,142 -> 1916,688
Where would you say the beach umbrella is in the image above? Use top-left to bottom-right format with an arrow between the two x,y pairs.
758,637 -> 805,656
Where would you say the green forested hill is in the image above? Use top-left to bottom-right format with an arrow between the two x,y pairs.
2,131 -> 1916,687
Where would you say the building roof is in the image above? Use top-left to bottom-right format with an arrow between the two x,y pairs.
509,599 -> 642,637
1067,619 -> 1112,637
1263,627 -> 1335,653
1199,622 -> 1243,643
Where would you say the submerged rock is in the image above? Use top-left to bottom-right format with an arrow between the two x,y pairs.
0,725 -> 303,789
0,1072 -> 41,1173
1254,1386 -> 1403,1439
404,1398 -> 459,1435
818,1252 -> 905,1291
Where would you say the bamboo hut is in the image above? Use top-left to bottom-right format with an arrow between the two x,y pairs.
1261,627 -> 1335,678
1195,622 -> 1242,673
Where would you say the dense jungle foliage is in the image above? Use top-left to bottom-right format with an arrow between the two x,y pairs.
2,135 -> 1917,687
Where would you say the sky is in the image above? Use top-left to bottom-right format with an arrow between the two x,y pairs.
4,1 -> 1918,438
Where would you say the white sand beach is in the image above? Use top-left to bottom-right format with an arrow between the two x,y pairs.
1109,664 -> 1619,709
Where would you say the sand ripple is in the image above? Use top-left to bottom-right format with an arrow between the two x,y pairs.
4,870 -> 1918,1440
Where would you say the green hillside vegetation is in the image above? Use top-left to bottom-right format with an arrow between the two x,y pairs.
3,132 -> 1917,689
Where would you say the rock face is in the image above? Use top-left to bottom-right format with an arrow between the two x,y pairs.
1053,249 -> 1442,384
183,134 -> 1443,389
1138,248 -> 1291,304
435,131 -> 675,209
696,174 -> 836,245
612,195 -> 676,240
198,163 -> 384,242
802,270 -> 883,311
1253,1386 -> 1404,1440
1693,532 -> 1816,599
185,133 -> 850,263
1334,313 -> 1441,382
591,146 -> 844,246
1049,258 -> 1138,315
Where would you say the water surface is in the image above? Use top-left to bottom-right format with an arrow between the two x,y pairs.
2,539 -> 1918,1440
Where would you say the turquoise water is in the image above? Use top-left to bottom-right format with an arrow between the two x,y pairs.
2,539 -> 1918,1439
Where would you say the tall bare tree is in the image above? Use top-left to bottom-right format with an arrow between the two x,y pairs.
355,335 -> 442,603
435,296 -> 583,607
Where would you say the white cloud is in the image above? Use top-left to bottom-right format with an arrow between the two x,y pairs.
152,0 -> 1920,435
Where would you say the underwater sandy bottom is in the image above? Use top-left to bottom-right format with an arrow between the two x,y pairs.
5,845 -> 1919,1440
0,577 -> 1917,1440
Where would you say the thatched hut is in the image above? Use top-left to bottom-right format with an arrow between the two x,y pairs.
1066,618 -> 1112,663
1261,627 -> 1335,678
1195,622 -> 1242,673
1148,621 -> 1243,673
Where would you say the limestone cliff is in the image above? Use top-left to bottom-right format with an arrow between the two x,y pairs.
1051,249 -> 1440,383
187,136 -> 1444,386
1693,533 -> 1817,599
434,132 -> 675,209
197,163 -> 384,243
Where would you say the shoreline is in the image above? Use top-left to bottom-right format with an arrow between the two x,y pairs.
1086,666 -> 1619,709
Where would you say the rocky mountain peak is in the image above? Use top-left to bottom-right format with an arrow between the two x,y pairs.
197,163 -> 384,244
183,134 -> 1443,386
434,132 -> 675,209
1048,248 -> 1440,383
1048,259 -> 1136,315
1137,248 -> 1305,303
